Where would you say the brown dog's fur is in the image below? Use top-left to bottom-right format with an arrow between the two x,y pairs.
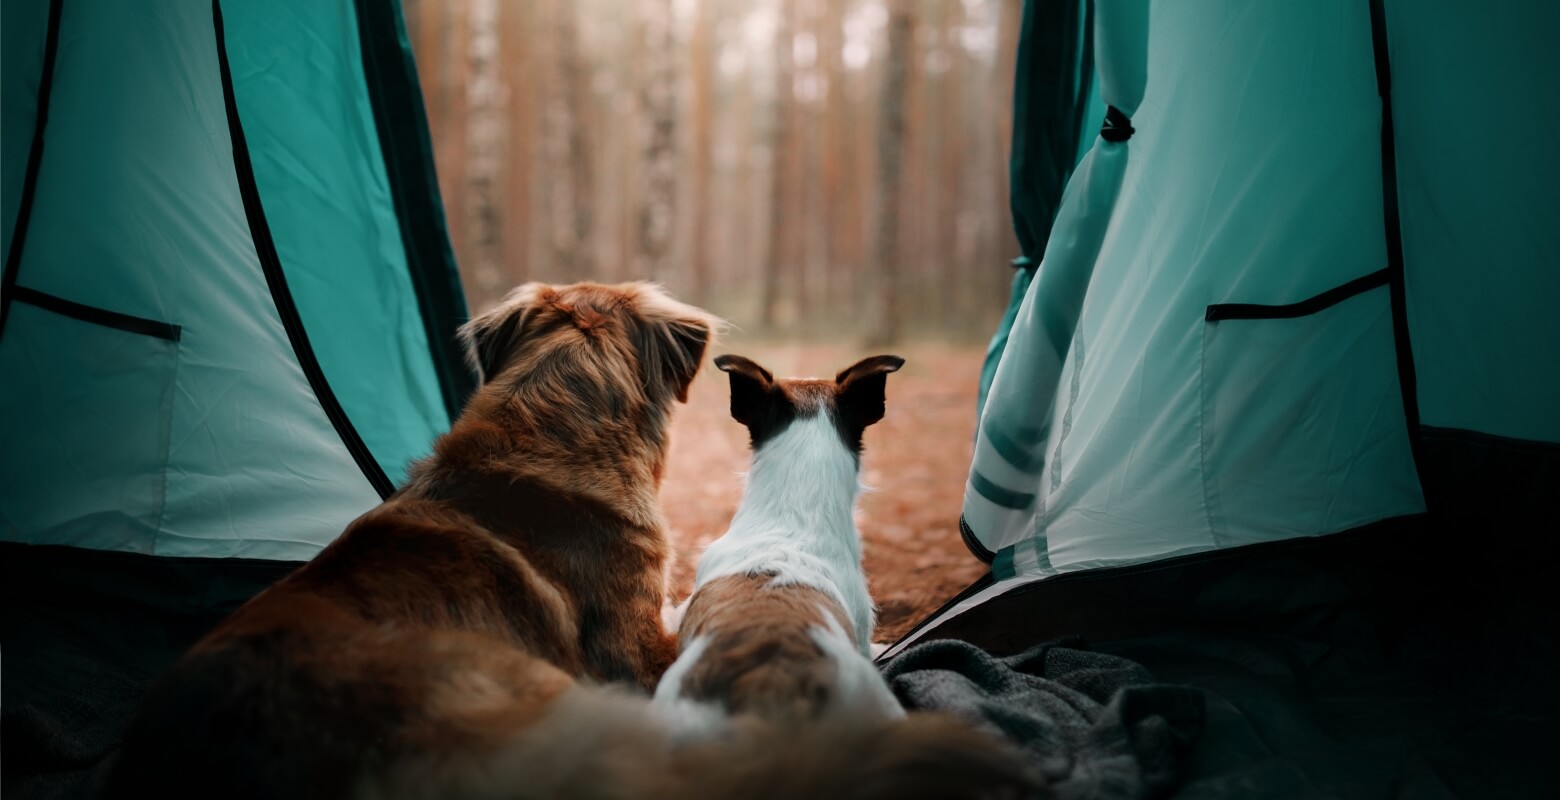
102,282 -> 718,800
674,573 -> 854,719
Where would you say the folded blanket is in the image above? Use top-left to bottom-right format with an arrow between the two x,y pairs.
881,637 -> 1204,800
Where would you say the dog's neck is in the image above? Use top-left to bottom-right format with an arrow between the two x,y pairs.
694,411 -> 874,651
728,412 -> 862,545
405,381 -> 674,534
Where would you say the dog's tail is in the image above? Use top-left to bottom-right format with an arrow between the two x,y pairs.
666,707 -> 1048,800
364,684 -> 1044,800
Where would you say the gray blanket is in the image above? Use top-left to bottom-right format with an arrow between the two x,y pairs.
881,638 -> 1204,800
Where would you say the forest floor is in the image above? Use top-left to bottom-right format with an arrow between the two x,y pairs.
659,338 -> 991,645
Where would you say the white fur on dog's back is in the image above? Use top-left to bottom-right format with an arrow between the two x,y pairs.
692,412 -> 876,654
809,608 -> 906,722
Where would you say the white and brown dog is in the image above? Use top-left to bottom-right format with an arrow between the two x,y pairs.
653,354 -> 1043,799
655,354 -> 906,721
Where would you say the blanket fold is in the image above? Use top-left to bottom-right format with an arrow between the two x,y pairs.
881,637 -> 1204,799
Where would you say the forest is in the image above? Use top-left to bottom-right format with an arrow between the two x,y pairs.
405,0 -> 1025,343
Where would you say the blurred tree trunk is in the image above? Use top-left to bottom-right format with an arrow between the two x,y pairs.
544,0 -> 594,280
937,0 -> 967,331
636,0 -> 679,282
796,0 -> 822,324
868,1 -> 912,346
687,0 -> 715,305
760,0 -> 795,330
502,1 -> 534,287
818,0 -> 846,319
464,0 -> 503,298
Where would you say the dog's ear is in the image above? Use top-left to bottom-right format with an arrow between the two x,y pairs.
629,283 -> 724,404
835,355 -> 905,428
656,317 -> 713,404
459,283 -> 548,383
713,355 -> 776,427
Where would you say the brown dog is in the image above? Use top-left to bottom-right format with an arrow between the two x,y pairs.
102,281 -> 720,800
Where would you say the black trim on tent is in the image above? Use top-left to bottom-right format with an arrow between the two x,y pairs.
874,568 -> 995,665
353,0 -> 477,422
960,514 -> 997,564
1204,268 -> 1389,321
11,286 -> 181,341
0,0 -> 65,342
1367,0 -> 1427,484
213,0 -> 395,501
1099,105 -> 1134,142
884,514 -> 1430,662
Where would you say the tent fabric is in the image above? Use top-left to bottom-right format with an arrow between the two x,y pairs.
956,0 -> 1560,575
0,0 -> 54,264
352,0 -> 479,424
977,0 -> 1095,420
0,0 -> 468,561
224,0 -> 451,487
1389,0 -> 1560,443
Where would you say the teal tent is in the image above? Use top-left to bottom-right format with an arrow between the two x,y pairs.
2,0 -> 1556,798
2,3 -> 472,793
2,0 -> 472,561
883,0 -> 1558,795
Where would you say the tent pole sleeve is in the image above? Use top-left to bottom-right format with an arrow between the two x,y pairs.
0,0 -> 64,341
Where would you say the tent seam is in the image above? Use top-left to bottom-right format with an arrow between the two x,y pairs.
0,0 -> 65,341
212,0 -> 395,501
1367,0 -> 1428,499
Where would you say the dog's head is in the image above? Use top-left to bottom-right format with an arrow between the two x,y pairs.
712,354 -> 904,459
459,281 -> 723,409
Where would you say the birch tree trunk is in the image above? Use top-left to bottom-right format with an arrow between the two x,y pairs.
687,0 -> 715,305
869,0 -> 912,346
544,0 -> 594,280
760,0 -> 795,330
636,0 -> 679,282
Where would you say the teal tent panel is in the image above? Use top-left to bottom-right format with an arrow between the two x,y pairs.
965,0 -> 1146,559
1202,289 -> 1421,547
978,0 -> 1096,421
224,0 -> 449,485
0,0 -> 379,560
1,0 -> 51,259
967,0 -> 1424,572
1389,0 -> 1560,443
0,303 -> 176,554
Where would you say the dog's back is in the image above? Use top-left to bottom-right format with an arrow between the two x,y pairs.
657,573 -> 903,723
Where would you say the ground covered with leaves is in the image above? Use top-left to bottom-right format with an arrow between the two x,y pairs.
660,340 -> 991,645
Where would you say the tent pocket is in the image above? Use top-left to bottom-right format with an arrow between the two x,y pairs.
0,293 -> 180,553
1198,276 -> 1423,548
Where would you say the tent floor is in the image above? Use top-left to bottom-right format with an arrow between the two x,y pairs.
5,515 -> 1557,799
2,545 -> 297,800
882,517 -> 1559,798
